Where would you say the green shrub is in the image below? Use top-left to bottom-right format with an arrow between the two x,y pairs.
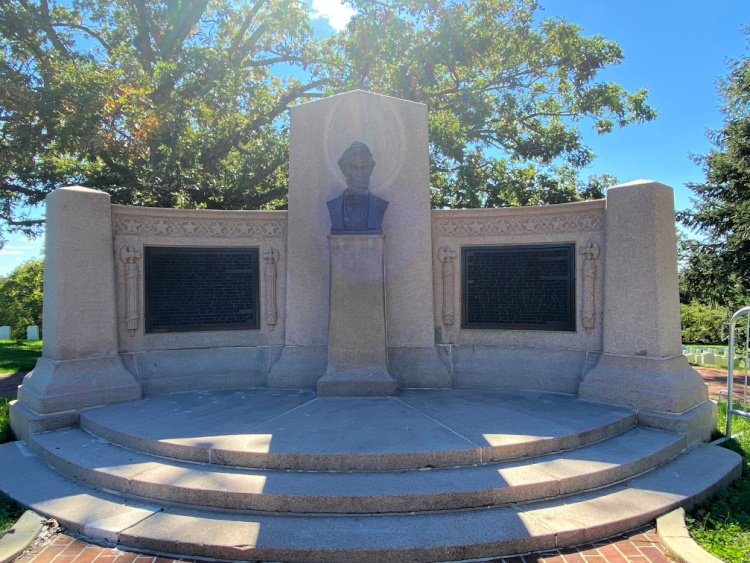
0,398 -> 12,444
681,301 -> 730,344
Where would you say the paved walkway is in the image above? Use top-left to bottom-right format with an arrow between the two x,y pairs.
700,366 -> 749,402
0,371 -> 26,399
15,525 -> 670,563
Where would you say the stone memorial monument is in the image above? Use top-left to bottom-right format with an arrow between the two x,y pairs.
0,89 -> 738,563
318,142 -> 395,396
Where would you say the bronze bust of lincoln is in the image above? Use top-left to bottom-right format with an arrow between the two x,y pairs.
327,142 -> 389,235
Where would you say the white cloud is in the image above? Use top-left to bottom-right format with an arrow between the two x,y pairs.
0,250 -> 24,256
3,245 -> 33,251
310,0 -> 355,32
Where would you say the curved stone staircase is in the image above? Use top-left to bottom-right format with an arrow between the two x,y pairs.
0,388 -> 741,562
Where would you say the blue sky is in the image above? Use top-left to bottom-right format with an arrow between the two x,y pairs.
0,0 -> 746,276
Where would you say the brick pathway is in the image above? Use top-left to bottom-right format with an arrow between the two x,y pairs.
698,365 -> 749,401
14,525 -> 670,563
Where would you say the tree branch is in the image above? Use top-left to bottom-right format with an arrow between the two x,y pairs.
157,0 -> 210,59
131,0 -> 156,71
230,1 -> 267,54
37,0 -> 71,58
51,22 -> 112,55
0,180 -> 47,199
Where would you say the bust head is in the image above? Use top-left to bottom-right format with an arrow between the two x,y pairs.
338,142 -> 376,190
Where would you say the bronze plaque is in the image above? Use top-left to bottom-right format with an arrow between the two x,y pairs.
462,244 -> 575,330
145,247 -> 259,332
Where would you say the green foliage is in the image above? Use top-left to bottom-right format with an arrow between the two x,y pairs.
680,32 -> 750,305
689,405 -> 750,562
680,301 -> 730,344
335,0 -> 652,207
0,0 -> 651,243
0,398 -> 12,444
0,340 -> 42,376
0,259 -> 43,340
0,491 -> 22,538
0,0 -> 323,243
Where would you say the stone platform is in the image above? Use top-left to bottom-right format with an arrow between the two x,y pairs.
0,388 -> 741,562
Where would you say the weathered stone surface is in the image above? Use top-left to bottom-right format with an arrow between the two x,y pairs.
0,436 -> 739,562
601,180 -> 683,358
0,511 -> 45,563
42,187 -> 121,360
78,388 -> 636,471
319,235 -> 396,396
280,90 -> 440,375
637,400 -> 717,444
30,425 -> 684,514
15,356 -> 140,415
122,346 -> 280,395
0,442 -> 160,542
580,354 -> 709,413
10,187 -> 142,438
657,508 -> 724,563
448,346 -> 598,394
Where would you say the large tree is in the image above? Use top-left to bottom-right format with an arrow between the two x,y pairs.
0,258 -> 43,339
0,0 -> 654,245
0,0 -> 325,243
680,34 -> 750,309
334,0 -> 653,207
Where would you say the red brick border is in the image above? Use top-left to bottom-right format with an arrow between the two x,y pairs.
15,525 -> 670,563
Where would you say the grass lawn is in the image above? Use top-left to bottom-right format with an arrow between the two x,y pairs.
0,340 -> 42,376
688,404 -> 750,562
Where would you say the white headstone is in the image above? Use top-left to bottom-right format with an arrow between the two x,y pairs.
26,325 -> 40,341
0,326 -> 10,340
701,351 -> 715,365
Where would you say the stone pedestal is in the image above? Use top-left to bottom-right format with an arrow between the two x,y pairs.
317,235 -> 396,396
579,180 -> 713,442
11,187 -> 141,439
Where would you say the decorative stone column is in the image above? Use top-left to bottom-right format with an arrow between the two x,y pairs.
317,235 -> 396,396
11,187 -> 141,440
579,180 -> 714,442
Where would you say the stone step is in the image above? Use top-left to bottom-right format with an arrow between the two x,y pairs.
0,441 -> 740,562
29,426 -> 686,514
78,388 -> 637,470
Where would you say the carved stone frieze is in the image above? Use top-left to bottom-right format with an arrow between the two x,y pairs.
263,247 -> 280,328
119,246 -> 141,336
114,214 -> 286,239
580,240 -> 600,335
436,212 -> 604,237
438,246 -> 457,326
